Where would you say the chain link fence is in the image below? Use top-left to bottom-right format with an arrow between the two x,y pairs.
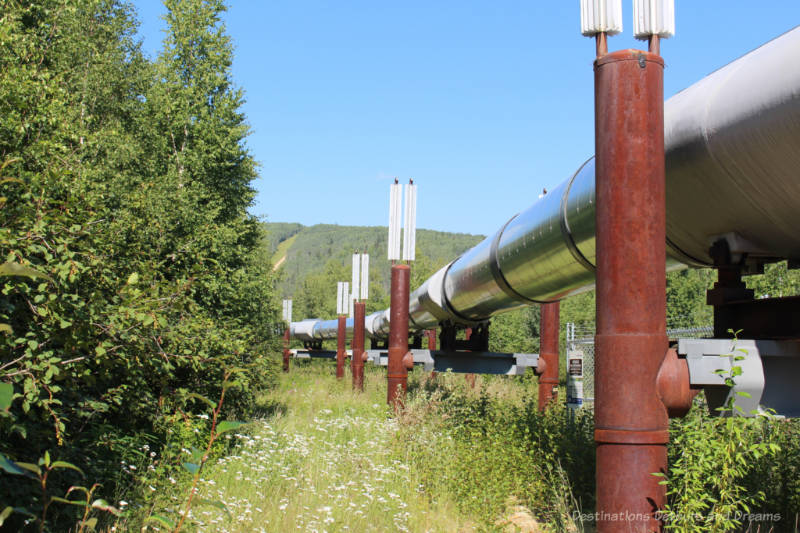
564,320 -> 713,408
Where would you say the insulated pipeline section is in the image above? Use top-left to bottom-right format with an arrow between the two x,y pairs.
292,27 -> 800,341
299,318 -> 354,341
442,161 -> 601,322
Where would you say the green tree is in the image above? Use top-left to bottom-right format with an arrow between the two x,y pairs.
0,1 -> 279,529
745,260 -> 800,299
489,306 -> 540,354
665,268 -> 715,327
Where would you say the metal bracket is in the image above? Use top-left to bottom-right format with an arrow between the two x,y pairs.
365,349 -> 539,376
678,338 -> 800,417
291,349 -> 339,360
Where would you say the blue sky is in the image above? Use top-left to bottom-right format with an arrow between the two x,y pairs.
132,1 -> 800,236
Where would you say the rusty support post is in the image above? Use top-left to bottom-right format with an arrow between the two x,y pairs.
594,49 -> 668,532
538,301 -> 560,411
282,328 -> 290,373
336,315 -> 346,379
387,264 -> 410,407
426,328 -> 438,380
464,327 -> 476,387
426,328 -> 437,350
352,301 -> 366,391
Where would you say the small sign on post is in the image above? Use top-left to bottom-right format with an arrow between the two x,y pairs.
567,350 -> 585,409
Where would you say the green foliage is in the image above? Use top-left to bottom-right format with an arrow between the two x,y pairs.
147,369 -> 242,533
656,336 -> 789,532
399,372 -> 593,531
746,260 -> 800,299
489,306 -> 540,354
268,222 -> 483,299
263,221 -> 304,255
657,396 -> 788,532
0,0 -> 279,529
666,268 -> 715,327
0,450 -> 119,532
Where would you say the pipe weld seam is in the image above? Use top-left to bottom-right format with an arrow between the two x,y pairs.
594,428 -> 670,445
387,374 -> 408,379
666,235 -> 711,267
440,261 -> 487,324
489,216 -> 548,305
560,157 -> 596,274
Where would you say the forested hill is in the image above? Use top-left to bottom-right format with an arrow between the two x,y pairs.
264,222 -> 483,310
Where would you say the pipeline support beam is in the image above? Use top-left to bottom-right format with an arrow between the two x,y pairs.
538,302 -> 560,410
426,329 -> 437,350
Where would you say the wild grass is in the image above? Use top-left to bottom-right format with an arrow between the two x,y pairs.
151,360 -> 477,532
398,371 -> 592,533
122,360 -> 800,533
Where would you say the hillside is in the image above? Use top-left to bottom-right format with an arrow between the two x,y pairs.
264,222 -> 484,298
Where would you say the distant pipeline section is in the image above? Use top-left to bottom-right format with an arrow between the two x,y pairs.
292,27 -> 800,342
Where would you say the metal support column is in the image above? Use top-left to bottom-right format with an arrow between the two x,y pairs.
426,329 -> 437,350
352,301 -> 366,391
426,328 -> 437,380
464,327 -> 476,388
387,264 -> 410,406
538,301 -> 560,410
336,315 -> 346,379
282,328 -> 290,373
594,49 -> 669,532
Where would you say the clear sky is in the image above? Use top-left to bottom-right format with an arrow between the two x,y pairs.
131,1 -> 800,236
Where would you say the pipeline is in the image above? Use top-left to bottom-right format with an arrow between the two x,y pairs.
292,26 -> 800,341
290,317 -> 354,342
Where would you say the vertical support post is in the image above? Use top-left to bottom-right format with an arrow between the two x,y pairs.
707,240 -> 754,339
426,329 -> 437,381
463,327 -> 476,388
336,315 -> 346,379
426,329 -> 437,350
387,264 -> 410,407
282,328 -> 290,373
594,49 -> 668,532
538,301 -> 560,411
352,301 -> 366,391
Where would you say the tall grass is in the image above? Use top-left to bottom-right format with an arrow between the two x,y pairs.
125,361 -> 800,532
160,361 -> 476,532
397,371 -> 592,532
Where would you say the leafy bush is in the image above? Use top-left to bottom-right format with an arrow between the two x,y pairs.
0,1 -> 279,530
660,395 -> 799,532
397,371 -> 593,531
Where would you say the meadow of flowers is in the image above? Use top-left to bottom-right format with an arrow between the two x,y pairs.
150,363 -> 474,532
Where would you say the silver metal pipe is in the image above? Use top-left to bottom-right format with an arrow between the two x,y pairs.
294,27 -> 800,340
291,317 -> 354,341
